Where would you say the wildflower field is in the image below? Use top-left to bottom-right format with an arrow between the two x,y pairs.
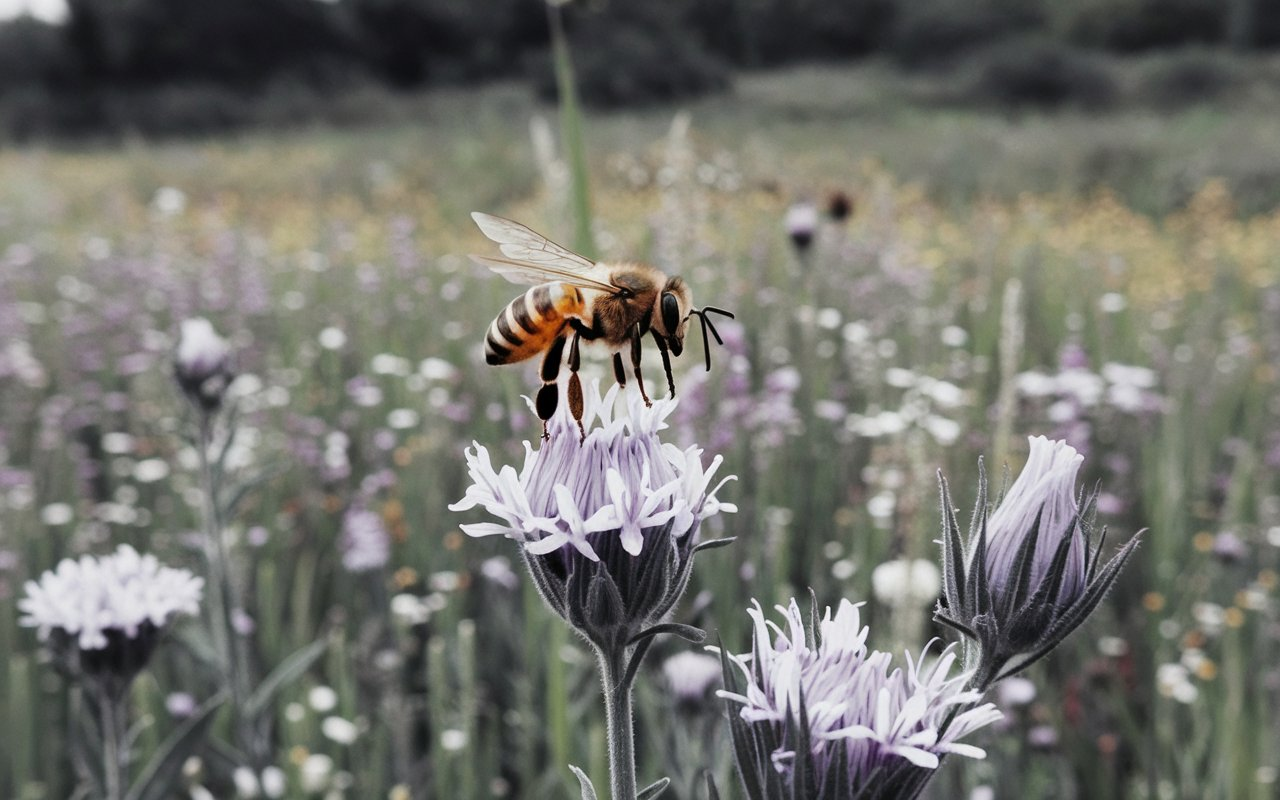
1,64 -> 1278,800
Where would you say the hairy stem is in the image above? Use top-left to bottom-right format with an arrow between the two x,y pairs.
596,644 -> 637,800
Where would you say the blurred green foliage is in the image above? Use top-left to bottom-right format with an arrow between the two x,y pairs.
3,0 -> 1280,137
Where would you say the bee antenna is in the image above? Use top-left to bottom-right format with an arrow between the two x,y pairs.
690,306 -> 734,371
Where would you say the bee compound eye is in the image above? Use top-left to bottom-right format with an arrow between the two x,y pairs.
660,292 -> 680,334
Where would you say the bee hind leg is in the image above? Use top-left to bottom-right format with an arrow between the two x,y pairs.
567,331 -> 586,443
536,334 -> 567,440
630,328 -> 651,407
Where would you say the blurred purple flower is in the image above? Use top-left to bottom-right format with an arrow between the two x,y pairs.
662,650 -> 722,708
1211,531 -> 1247,564
341,507 -> 391,573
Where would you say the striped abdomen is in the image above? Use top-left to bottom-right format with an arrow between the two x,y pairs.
485,283 -> 587,365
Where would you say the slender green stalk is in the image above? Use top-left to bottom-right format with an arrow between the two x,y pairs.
595,644 -> 637,800
98,689 -> 127,800
546,1 -> 594,259
993,278 -> 1024,471
197,414 -> 258,766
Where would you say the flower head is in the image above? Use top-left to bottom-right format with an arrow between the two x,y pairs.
174,317 -> 233,411
19,545 -> 203,692
663,650 -> 723,709
785,202 -> 819,252
719,598 -> 1001,799
450,380 -> 735,649
936,436 -> 1141,687
340,506 -> 391,573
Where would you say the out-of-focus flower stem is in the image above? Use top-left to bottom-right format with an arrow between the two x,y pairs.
596,643 -> 637,800
197,413 -> 258,767
546,0 -> 594,259
99,688 -> 127,800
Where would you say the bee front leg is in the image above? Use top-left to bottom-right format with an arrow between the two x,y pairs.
567,331 -> 586,443
612,353 -> 627,388
536,334 -> 567,440
630,327 -> 651,407
651,330 -> 676,398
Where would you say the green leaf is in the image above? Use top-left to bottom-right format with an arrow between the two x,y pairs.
693,537 -> 737,553
125,692 -> 227,800
568,764 -> 598,800
243,637 -> 328,721
627,623 -> 706,647
638,777 -> 671,800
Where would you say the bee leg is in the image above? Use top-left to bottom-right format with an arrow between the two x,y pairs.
651,330 -> 676,398
537,334 -> 567,440
567,331 -> 586,443
612,352 -> 627,388
630,327 -> 651,407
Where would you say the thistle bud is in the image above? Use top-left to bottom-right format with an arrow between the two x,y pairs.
935,436 -> 1141,689
174,317 -> 233,412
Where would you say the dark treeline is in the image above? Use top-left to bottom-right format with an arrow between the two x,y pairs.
1,0 -> 1279,136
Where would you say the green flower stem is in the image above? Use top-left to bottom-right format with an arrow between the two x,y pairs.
197,413 -> 257,766
596,643 -> 637,800
546,1 -> 595,259
99,689 -> 127,800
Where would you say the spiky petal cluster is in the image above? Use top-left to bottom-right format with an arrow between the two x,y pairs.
450,380 -> 735,651
936,436 -> 1141,687
720,599 -> 1001,800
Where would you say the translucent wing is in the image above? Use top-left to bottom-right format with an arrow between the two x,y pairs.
471,212 -> 599,275
468,254 -> 619,293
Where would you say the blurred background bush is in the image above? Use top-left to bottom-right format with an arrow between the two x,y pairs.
2,0 -> 1280,138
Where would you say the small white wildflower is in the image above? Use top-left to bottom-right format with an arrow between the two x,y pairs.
308,686 -> 338,713
322,716 -> 360,746
318,327 -> 347,350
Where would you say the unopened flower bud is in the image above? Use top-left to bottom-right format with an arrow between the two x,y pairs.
174,318 -> 233,412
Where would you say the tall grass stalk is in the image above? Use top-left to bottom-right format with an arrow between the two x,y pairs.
546,1 -> 595,258
993,278 -> 1024,471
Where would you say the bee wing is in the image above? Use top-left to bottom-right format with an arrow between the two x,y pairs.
471,212 -> 600,275
468,255 -> 619,293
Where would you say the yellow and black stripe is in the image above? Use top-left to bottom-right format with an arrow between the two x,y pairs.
484,283 -> 587,365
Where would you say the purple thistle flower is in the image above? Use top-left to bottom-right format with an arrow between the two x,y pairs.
719,598 -> 1001,799
450,379 -> 735,650
936,436 -> 1142,688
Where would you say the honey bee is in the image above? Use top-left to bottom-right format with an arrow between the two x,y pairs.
469,212 -> 733,439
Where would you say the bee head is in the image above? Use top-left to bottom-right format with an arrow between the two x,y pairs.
654,276 -> 692,356
654,276 -> 735,371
